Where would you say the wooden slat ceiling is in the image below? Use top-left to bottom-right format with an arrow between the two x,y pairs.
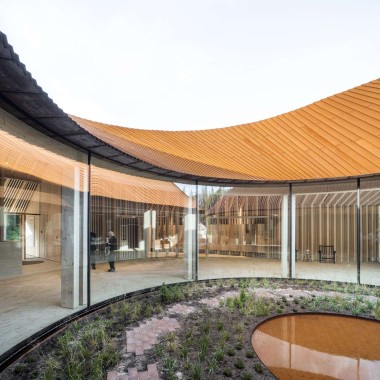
70,78 -> 380,182
0,129 -> 190,207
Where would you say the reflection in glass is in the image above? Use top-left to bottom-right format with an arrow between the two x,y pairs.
198,186 -> 288,279
90,162 -> 196,303
252,314 -> 380,380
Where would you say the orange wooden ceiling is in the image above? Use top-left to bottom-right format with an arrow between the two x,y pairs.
0,129 -> 190,207
71,78 -> 380,182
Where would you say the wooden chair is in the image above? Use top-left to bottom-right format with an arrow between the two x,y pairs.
318,245 -> 336,263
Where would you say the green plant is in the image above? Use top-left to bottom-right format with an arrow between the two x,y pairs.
180,344 -> 189,360
221,331 -> 231,342
238,278 -> 251,288
245,350 -> 254,358
143,303 -> 154,318
202,321 -> 210,334
208,357 -> 218,376
154,302 -> 163,315
217,320 -> 224,331
373,300 -> 380,319
160,282 -> 170,303
166,332 -> 177,342
200,335 -> 210,350
234,322 -> 244,334
215,347 -> 224,362
254,363 -> 263,374
191,362 -> 202,380
235,341 -> 243,350
241,372 -> 253,380
234,358 -> 244,370
227,347 -> 236,356
13,364 -> 27,376
199,335 -> 210,360
163,357 -> 176,380
223,368 -> 232,377
154,343 -> 164,357
130,302 -> 142,321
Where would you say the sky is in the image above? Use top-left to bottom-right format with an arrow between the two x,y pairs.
1,0 -> 380,131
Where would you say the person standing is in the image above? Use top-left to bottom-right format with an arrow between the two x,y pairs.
90,232 -> 97,270
107,231 -> 117,272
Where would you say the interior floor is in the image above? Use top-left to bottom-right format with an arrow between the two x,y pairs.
0,256 -> 379,357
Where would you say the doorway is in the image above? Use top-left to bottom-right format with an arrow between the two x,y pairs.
24,214 -> 40,259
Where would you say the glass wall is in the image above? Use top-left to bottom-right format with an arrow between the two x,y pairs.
89,159 -> 196,304
360,178 -> 380,286
294,181 -> 358,282
2,106 -> 380,361
198,185 -> 289,279
0,109 -> 88,356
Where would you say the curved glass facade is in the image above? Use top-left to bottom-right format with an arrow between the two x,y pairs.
1,107 -> 380,359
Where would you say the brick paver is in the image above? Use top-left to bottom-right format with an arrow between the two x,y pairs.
167,303 -> 195,315
107,363 -> 160,380
126,317 -> 180,355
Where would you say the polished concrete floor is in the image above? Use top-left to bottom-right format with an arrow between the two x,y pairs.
1,255 -> 380,357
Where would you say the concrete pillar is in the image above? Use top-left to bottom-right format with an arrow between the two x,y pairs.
378,206 -> 380,262
61,167 -> 81,309
291,193 -> 296,277
281,195 -> 288,277
0,174 -> 4,242
152,210 -> 156,257
184,213 -> 196,280
79,167 -> 88,306
144,210 -> 152,258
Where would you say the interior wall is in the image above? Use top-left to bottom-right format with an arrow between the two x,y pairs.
296,205 -> 357,263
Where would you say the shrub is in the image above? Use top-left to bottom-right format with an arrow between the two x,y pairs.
254,363 -> 263,373
223,368 -> 232,377
234,358 -> 244,369
245,350 -> 254,358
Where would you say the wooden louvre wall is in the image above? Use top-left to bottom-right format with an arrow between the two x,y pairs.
295,189 -> 380,263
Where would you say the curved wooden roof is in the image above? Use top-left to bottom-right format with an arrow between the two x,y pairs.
1,31 -> 380,184
71,78 -> 380,182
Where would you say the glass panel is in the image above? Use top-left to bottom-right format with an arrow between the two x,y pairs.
198,185 -> 288,280
0,110 -> 88,356
293,180 -> 357,282
4,214 -> 21,241
360,178 -> 380,286
90,158 -> 196,304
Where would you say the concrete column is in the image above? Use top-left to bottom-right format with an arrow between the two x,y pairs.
152,210 -> 156,257
61,167 -> 81,309
184,213 -> 196,280
79,167 -> 88,305
281,195 -> 288,277
144,210 -> 152,258
378,206 -> 380,262
0,174 -> 4,242
291,193 -> 296,277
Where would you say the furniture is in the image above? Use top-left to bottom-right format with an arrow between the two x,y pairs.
318,245 -> 336,263
303,249 -> 312,262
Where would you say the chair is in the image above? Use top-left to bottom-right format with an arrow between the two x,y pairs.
318,245 -> 336,263
303,249 -> 312,262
